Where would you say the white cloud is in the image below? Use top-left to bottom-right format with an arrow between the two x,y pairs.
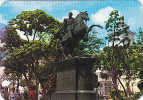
137,0 -> 143,12
137,0 -> 143,5
91,6 -> 114,25
0,0 -> 7,7
0,14 -> 8,24
70,10 -> 79,18
60,10 -> 79,22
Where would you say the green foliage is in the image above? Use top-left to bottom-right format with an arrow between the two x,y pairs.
136,27 -> 143,45
3,10 -> 61,96
138,71 -> 143,79
111,89 -> 124,100
9,9 -> 61,42
132,93 -> 142,100
4,40 -> 59,74
100,72 -> 109,80
105,10 -> 130,46
73,30 -> 103,56
2,26 -> 26,50
103,11 -> 139,98
99,47 -> 113,70
100,46 -> 141,76
4,9 -> 143,99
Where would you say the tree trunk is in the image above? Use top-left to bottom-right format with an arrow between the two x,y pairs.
112,67 -> 118,90
111,66 -> 119,100
126,80 -> 131,97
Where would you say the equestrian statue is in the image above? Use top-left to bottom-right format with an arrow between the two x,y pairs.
55,11 -> 103,59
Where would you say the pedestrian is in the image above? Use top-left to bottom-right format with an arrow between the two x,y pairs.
28,86 -> 36,100
9,88 -> 16,100
23,91 -> 28,100
4,87 -> 8,100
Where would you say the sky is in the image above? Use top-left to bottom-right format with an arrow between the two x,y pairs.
0,0 -> 143,41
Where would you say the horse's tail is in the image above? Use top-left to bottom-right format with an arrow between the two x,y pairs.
88,25 -> 103,33
83,24 -> 103,42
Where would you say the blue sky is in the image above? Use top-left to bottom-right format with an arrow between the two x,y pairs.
0,0 -> 143,41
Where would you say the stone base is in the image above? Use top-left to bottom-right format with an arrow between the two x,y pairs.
53,57 -> 98,100
52,91 -> 97,100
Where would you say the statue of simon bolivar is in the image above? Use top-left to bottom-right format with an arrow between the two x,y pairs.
62,12 -> 75,42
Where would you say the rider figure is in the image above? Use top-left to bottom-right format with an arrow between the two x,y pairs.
62,12 -> 75,42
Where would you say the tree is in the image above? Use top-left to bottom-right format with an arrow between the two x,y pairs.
3,9 -> 61,100
103,10 -> 141,98
8,9 -> 61,43
116,46 -> 142,97
133,27 -> 143,95
105,10 -> 130,47
105,10 -> 127,89
100,45 -> 143,99
103,10 -> 136,99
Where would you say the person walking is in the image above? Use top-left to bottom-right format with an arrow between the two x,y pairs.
28,86 -> 36,100
9,88 -> 16,100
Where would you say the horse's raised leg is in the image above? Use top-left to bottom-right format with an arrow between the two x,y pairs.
83,32 -> 88,42
82,26 -> 89,42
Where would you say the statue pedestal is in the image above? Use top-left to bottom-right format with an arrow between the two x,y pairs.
52,57 -> 98,100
